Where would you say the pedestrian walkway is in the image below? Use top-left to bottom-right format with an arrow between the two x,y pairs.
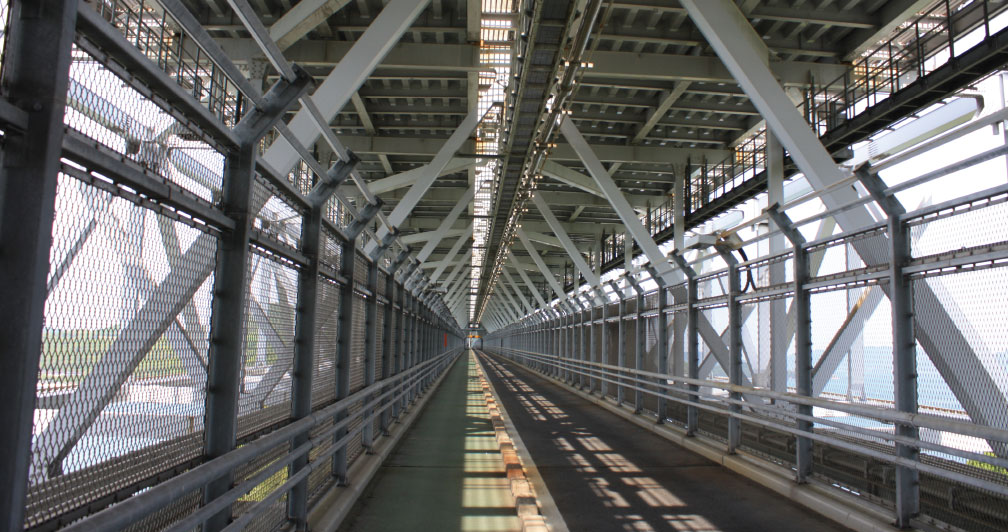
338,352 -> 523,532
478,352 -> 851,532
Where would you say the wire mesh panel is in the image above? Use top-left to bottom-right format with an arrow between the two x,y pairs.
313,276 -> 340,409
27,172 -> 216,529
237,251 -> 298,438
251,175 -> 304,251
65,45 -> 225,203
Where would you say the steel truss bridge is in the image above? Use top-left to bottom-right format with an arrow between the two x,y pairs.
1,0 -> 1008,531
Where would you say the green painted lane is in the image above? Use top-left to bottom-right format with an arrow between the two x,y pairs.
338,352 -> 521,532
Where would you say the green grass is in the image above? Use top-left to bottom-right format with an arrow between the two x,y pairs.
968,452 -> 1008,476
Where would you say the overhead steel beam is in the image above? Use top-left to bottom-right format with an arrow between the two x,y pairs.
355,157 -> 478,195
521,230 -> 564,249
501,267 -> 535,314
262,0 -> 430,176
632,81 -> 690,144
413,187 -> 474,264
313,134 -> 728,163
366,107 -> 488,254
559,117 -> 676,283
529,193 -> 605,303
516,228 -> 579,310
509,253 -> 550,310
586,51 -> 848,86
219,39 -> 479,71
541,160 -> 605,197
441,246 -> 471,292
270,0 -> 353,50
400,227 -> 467,245
428,224 -> 473,284
498,277 -> 530,319
839,0 -> 932,61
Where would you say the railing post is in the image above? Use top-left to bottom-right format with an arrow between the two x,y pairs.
0,1 -> 77,528
651,268 -> 669,423
382,270 -> 397,429
333,239 -> 358,485
396,274 -> 408,417
580,304 -> 588,389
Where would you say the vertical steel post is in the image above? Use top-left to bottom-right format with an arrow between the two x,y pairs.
333,240 -> 358,485
579,305 -> 587,389
0,2 -> 77,528
289,157 -> 357,528
671,254 -> 699,436
204,73 -> 310,531
655,275 -> 669,423
635,283 -> 645,413
288,201 -> 324,529
381,270 -> 396,430
765,206 -> 812,481
617,292 -> 627,406
396,278 -> 408,416
856,171 -> 918,526
715,246 -> 742,453
362,257 -> 379,451
589,304 -> 597,392
402,291 -> 413,405
601,297 -> 609,397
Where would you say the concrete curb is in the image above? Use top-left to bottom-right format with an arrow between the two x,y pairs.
473,351 -> 567,532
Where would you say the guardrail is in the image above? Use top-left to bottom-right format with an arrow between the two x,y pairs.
62,348 -> 462,531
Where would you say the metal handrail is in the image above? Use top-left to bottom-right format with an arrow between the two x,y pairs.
62,348 -> 464,532
483,348 -> 1008,497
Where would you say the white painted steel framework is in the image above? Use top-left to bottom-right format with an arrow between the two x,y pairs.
5,0 -> 1008,531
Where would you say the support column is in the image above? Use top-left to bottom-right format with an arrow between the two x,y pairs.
601,290 -> 609,397
653,270 -> 669,423
589,302 -> 597,392
714,246 -> 742,453
290,157 -> 357,528
671,254 -> 699,436
617,288 -> 627,406
765,206 -> 812,483
204,74 -> 310,531
361,256 -> 379,451
766,132 -> 788,393
382,266 -> 398,429
333,239 -> 358,485
633,279 -> 645,413
0,2 -> 77,528
856,171 -> 918,526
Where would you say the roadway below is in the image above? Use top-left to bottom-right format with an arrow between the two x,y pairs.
478,351 -> 852,532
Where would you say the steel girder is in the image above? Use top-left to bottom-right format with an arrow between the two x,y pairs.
682,0 -> 1008,460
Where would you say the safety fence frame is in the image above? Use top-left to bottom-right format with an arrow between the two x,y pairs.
0,1 -> 464,531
